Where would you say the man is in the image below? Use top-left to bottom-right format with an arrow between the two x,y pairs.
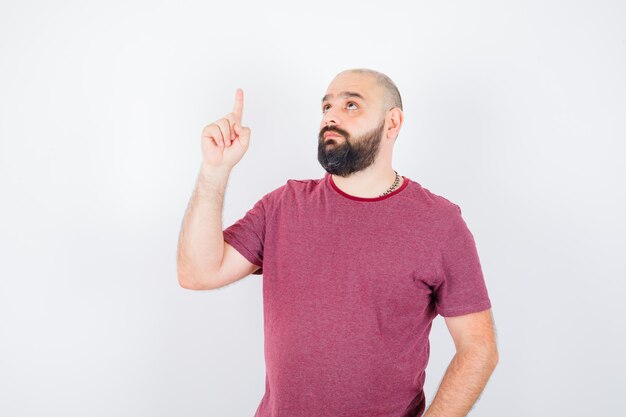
177,68 -> 499,417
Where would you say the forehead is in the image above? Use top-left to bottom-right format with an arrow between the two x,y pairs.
321,72 -> 382,103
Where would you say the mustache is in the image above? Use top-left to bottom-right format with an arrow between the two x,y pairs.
319,125 -> 349,140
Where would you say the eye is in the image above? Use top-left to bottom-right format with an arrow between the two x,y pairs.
322,101 -> 359,113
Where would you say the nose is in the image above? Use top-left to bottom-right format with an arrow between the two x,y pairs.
321,107 -> 341,129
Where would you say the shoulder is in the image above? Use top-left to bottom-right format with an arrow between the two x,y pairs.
276,176 -> 324,197
286,176 -> 325,191
260,176 -> 323,204
401,179 -> 469,245
405,178 -> 462,218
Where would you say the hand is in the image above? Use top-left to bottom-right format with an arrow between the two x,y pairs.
200,88 -> 251,169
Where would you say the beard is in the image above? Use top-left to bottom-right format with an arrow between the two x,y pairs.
317,118 -> 386,177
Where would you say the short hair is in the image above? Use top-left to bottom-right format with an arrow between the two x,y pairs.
338,68 -> 403,111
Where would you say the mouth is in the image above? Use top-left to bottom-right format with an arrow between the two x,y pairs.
324,132 -> 342,140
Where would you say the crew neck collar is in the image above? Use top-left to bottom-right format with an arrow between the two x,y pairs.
324,172 -> 409,202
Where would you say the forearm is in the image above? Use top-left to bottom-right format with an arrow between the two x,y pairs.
423,346 -> 498,417
177,163 -> 231,288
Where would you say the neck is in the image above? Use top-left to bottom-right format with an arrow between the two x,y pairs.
331,164 -> 401,199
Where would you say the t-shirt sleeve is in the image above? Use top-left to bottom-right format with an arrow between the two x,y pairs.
222,195 -> 267,275
433,205 -> 492,317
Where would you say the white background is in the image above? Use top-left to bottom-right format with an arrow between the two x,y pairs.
1,0 -> 624,416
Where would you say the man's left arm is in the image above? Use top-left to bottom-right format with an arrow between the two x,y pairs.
423,308 -> 499,417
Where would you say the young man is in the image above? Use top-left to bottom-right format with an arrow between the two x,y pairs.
177,68 -> 499,417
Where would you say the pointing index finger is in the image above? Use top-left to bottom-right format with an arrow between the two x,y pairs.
232,88 -> 244,122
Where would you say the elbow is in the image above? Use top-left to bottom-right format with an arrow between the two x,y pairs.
483,343 -> 499,370
458,342 -> 499,370
478,341 -> 499,368
492,346 -> 500,367
178,274 -> 211,290
177,270 -> 195,289
487,347 -> 499,371
178,274 -> 198,290
177,262 -> 212,290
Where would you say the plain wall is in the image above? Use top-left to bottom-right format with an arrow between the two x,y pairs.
1,0 -> 624,416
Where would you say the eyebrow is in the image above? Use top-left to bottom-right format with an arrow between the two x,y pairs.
321,91 -> 366,104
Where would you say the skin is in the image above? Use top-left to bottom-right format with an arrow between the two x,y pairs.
422,309 -> 498,417
318,71 -> 405,198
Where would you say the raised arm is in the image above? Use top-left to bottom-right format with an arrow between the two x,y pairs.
177,89 -> 256,290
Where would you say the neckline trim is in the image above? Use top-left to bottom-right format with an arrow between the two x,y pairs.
325,172 -> 409,202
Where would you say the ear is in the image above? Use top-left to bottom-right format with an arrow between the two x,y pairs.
385,108 -> 404,140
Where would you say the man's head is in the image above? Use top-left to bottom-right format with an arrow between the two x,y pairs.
317,68 -> 404,177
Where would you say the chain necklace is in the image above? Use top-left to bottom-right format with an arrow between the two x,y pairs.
378,170 -> 401,197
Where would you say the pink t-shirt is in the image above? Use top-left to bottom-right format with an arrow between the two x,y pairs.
223,172 -> 492,417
